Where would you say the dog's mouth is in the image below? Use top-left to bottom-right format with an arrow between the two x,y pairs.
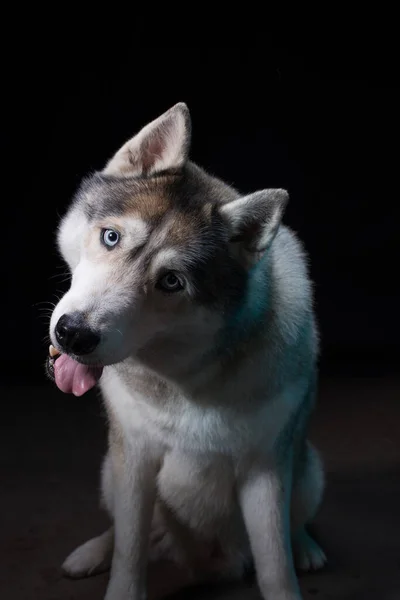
46,345 -> 103,397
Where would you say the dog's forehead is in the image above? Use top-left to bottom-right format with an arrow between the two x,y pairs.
80,172 -> 216,243
81,173 -> 173,220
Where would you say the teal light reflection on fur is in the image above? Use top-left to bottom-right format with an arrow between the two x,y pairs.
223,257 -> 269,349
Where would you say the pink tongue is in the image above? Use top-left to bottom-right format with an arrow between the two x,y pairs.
54,354 -> 103,397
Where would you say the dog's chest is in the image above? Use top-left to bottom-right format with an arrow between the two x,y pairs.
158,450 -> 238,535
102,367 -> 235,452
101,363 -> 302,455
102,366 -> 261,454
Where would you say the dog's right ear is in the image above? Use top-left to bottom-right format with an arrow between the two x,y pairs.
103,103 -> 191,178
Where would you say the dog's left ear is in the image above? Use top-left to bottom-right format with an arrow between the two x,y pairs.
103,102 -> 191,177
220,189 -> 289,256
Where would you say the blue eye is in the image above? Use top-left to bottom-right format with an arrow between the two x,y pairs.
102,229 -> 120,248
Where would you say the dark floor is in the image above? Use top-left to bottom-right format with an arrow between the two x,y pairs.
1,376 -> 400,599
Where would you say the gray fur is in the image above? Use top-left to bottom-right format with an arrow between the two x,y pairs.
50,103 -> 325,600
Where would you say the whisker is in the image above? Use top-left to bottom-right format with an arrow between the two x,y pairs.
33,300 -> 57,309
49,272 -> 70,283
38,317 -> 53,325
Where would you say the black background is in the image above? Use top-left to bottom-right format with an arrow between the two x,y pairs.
2,46 -> 399,384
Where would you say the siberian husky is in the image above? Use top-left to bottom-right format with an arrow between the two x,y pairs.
48,103 -> 326,600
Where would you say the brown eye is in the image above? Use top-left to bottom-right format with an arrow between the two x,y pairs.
157,272 -> 184,292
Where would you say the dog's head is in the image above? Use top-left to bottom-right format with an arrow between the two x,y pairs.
49,103 -> 288,390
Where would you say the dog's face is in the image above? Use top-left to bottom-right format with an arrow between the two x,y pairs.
49,103 -> 288,372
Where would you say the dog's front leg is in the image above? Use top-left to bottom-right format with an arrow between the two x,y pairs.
239,454 -> 301,600
104,437 -> 161,600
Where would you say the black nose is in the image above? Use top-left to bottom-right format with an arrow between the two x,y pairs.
55,313 -> 100,355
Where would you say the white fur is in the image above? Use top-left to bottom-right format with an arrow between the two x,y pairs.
63,529 -> 114,578
149,248 -> 184,277
57,206 -> 88,271
50,105 -> 325,600
119,217 -> 149,246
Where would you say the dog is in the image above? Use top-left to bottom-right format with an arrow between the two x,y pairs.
48,103 -> 326,600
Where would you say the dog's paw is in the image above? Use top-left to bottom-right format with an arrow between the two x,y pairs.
62,529 -> 113,579
293,530 -> 327,572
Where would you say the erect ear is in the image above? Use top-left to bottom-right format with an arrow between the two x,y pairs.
220,188 -> 289,255
103,102 -> 191,177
